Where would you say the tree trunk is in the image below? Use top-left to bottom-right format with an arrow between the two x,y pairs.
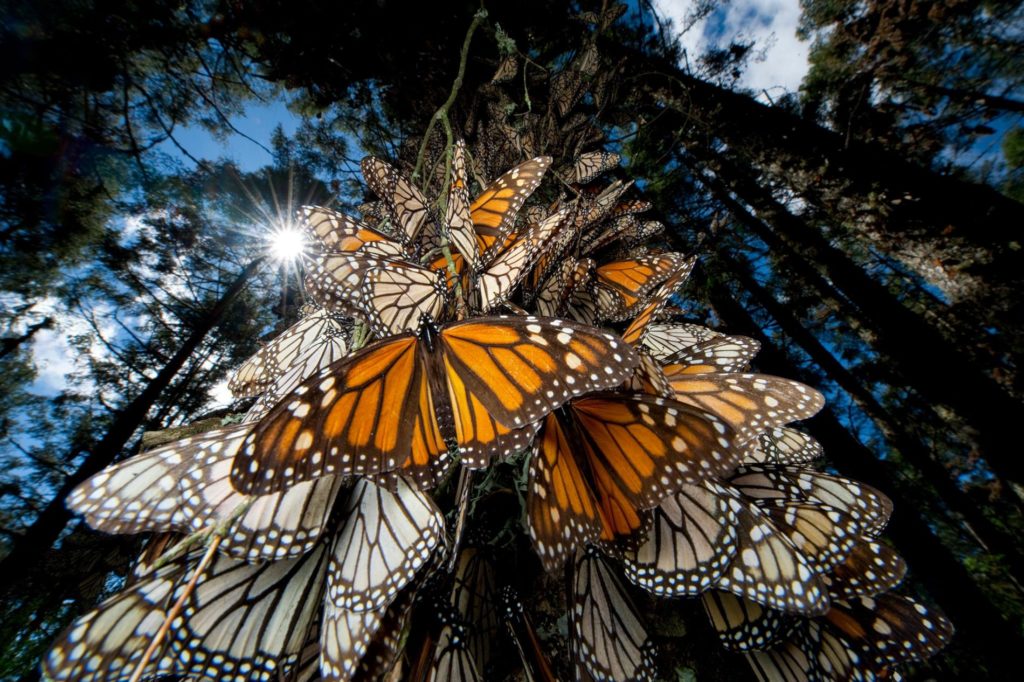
695,150 -> 1024,485
0,258 -> 263,589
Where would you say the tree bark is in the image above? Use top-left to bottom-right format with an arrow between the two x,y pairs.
0,258 -> 263,589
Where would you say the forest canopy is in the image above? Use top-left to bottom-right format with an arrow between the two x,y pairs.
1,1 -> 1022,680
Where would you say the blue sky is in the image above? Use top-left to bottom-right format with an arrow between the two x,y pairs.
157,99 -> 301,172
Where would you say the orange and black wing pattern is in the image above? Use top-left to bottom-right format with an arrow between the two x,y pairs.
232,316 -> 638,495
527,393 -> 739,570
232,333 -> 443,494
470,157 -> 551,262
301,206 -> 408,260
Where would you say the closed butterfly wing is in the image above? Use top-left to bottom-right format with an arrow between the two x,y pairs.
572,549 -> 657,682
621,256 -> 697,347
570,150 -> 621,185
446,139 -> 480,271
702,590 -> 796,652
593,253 -> 688,322
500,586 -> 559,682
229,309 -> 342,399
244,325 -> 350,423
662,335 -> 760,373
527,412 -> 604,570
823,593 -> 953,668
168,548 -> 327,680
641,323 -> 723,361
731,465 -> 893,538
327,477 -> 443,612
362,156 -> 432,244
667,373 -> 825,446
755,500 -> 863,574
46,544 -> 328,682
713,483 -> 829,615
473,207 -> 567,313
66,443 -> 191,536
306,253 -> 448,337
742,427 -> 824,467
301,205 -> 408,260
621,481 -> 740,597
824,539 -> 907,600
471,156 -> 552,263
321,598 -> 387,681
744,636 -> 820,682
43,561 -> 185,681
353,583 -> 417,681
534,256 -> 591,318
177,424 -> 345,562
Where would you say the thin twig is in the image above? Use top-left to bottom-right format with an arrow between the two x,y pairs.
413,9 -> 488,182
128,535 -> 222,682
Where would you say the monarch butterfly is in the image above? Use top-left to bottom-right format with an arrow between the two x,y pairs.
741,427 -> 823,467
620,481 -> 741,597
569,150 -> 621,185
305,253 -> 450,338
701,590 -> 796,652
228,306 -> 348,400
328,477 -> 443,611
622,350 -> 676,398
662,334 -> 761,373
712,482 -> 830,615
754,499 -> 863,574
449,149 -> 552,268
231,315 -> 638,495
729,465 -> 893,537
638,323 -> 723,361
620,255 -> 697,347
491,54 -> 519,83
609,198 -> 653,219
748,591 -> 953,681
577,181 -> 634,242
571,548 -> 657,682
322,597 -> 389,679
666,373 -> 826,447
580,214 -> 641,255
535,256 -> 594,318
67,425 -> 344,563
500,586 -> 559,682
447,548 -> 504,675
823,538 -> 907,601
45,543 -> 329,682
362,157 -> 434,245
593,253 -> 691,322
302,206 -> 410,260
526,393 -> 738,570
353,582 -> 418,681
243,320 -> 350,423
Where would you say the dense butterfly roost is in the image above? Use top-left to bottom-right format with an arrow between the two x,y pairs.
44,6 -> 951,681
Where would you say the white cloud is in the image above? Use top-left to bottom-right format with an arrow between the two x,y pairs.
653,0 -> 810,100
27,297 -> 116,397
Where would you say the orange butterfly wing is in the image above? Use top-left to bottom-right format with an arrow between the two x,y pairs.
232,334 -> 440,493
470,157 -> 551,261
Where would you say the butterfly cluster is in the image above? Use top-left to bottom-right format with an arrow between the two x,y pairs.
44,129 -> 950,679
